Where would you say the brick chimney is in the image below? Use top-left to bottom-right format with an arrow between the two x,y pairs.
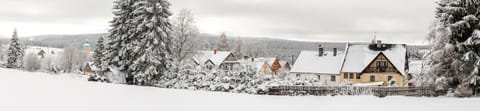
214,48 -> 217,55
318,44 -> 324,57
376,40 -> 382,48
333,48 -> 337,56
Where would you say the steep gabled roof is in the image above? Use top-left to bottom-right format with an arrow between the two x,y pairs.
290,50 -> 345,74
279,61 -> 288,66
341,43 -> 407,75
193,51 -> 233,66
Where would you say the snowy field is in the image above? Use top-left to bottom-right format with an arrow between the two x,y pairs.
1,68 -> 480,111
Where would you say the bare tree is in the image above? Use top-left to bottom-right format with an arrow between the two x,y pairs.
234,37 -> 243,59
217,32 -> 230,51
172,9 -> 199,62
24,52 -> 41,71
62,45 -> 86,73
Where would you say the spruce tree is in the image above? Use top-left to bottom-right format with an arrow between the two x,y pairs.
217,33 -> 230,51
128,0 -> 174,84
7,29 -> 23,69
105,0 -> 174,85
93,36 -> 105,69
427,0 -> 480,96
104,0 -> 137,72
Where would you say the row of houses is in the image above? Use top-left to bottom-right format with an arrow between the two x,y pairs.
191,40 -> 411,87
192,49 -> 291,77
289,40 -> 410,87
84,40 -> 412,87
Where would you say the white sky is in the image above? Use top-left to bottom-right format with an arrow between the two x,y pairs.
0,0 -> 437,44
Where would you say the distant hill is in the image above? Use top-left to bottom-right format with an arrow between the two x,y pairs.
23,33 -> 106,48
14,33 -> 430,63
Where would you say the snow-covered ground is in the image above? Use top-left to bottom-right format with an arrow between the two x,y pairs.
1,68 -> 480,111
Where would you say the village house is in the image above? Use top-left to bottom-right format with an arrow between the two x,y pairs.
279,61 -> 291,75
340,41 -> 410,87
256,58 -> 275,76
288,45 -> 344,86
193,49 -> 239,71
83,62 -> 99,75
257,58 -> 291,77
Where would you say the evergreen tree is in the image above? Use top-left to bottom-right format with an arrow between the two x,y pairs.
93,36 -> 105,69
427,0 -> 480,97
217,32 -> 230,51
105,0 -> 174,85
104,0 -> 137,72
7,29 -> 23,69
0,42 -> 4,62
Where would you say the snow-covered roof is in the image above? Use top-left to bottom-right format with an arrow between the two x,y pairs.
341,43 -> 407,75
86,62 -> 100,71
290,51 -> 345,74
279,61 -> 289,66
253,58 -> 276,70
193,51 -> 233,66
25,46 -> 63,59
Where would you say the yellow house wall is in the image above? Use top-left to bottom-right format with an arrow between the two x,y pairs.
340,54 -> 408,86
259,63 -> 272,76
340,73 -> 406,86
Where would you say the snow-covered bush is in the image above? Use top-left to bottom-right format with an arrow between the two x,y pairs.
24,53 -> 41,71
155,61 -> 324,95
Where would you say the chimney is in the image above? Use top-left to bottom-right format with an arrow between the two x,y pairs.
214,48 -> 217,55
318,44 -> 324,56
333,48 -> 337,56
376,40 -> 382,48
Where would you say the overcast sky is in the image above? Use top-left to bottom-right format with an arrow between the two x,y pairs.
0,0 -> 437,44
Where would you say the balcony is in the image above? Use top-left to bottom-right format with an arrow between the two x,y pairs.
364,67 -> 397,73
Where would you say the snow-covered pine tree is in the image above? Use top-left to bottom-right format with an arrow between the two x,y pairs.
7,29 -> 23,69
105,0 -> 175,85
427,0 -> 480,97
18,44 -> 26,69
217,33 -> 230,51
127,0 -> 175,85
104,0 -> 138,74
0,42 -> 4,62
93,36 -> 105,69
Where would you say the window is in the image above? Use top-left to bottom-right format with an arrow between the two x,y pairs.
344,73 -> 348,79
317,75 -> 321,80
370,75 -> 375,82
388,76 -> 393,81
356,73 -> 361,79
206,65 -> 213,70
349,73 -> 354,79
377,61 -> 387,72
296,74 -> 301,78
331,76 -> 336,81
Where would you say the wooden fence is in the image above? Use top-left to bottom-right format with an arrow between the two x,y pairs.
267,86 -> 442,97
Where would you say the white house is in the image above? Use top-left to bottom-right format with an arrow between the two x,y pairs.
288,46 -> 345,86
